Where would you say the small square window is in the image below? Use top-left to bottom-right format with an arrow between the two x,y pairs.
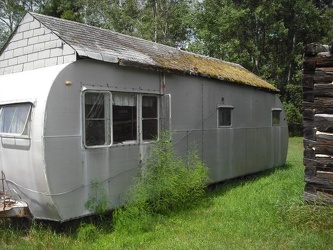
272,109 -> 281,126
218,107 -> 233,127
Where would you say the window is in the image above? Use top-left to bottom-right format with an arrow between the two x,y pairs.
84,92 -> 111,147
113,93 -> 137,144
272,109 -> 281,126
142,96 -> 158,140
83,91 -> 159,147
218,106 -> 233,127
0,103 -> 31,136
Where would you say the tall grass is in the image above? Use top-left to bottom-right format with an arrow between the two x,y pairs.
1,137 -> 332,249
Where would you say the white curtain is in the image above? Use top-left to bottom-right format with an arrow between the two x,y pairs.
0,104 -> 30,134
113,93 -> 136,106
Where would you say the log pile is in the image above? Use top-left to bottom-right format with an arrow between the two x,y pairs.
303,43 -> 333,203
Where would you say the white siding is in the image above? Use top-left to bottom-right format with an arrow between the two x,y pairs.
0,13 -> 76,75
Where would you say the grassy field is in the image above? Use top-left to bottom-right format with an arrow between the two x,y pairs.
1,137 -> 332,249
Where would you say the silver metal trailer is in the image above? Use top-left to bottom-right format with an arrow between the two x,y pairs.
0,13 -> 288,221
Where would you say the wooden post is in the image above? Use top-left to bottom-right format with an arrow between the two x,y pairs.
303,43 -> 333,204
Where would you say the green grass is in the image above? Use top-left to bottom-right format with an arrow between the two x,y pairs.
1,137 -> 332,249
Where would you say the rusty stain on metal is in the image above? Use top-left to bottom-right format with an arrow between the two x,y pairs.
0,171 -> 31,218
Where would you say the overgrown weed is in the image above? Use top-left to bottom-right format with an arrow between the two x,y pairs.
112,132 -> 209,234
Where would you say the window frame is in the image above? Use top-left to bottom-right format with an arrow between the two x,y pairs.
112,92 -> 138,145
272,108 -> 282,126
0,102 -> 32,138
82,90 -> 160,148
83,91 -> 112,148
141,95 -> 159,142
217,105 -> 233,128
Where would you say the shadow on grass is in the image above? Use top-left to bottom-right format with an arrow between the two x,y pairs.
0,210 -> 115,240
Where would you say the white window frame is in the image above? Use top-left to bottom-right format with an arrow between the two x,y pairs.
83,91 -> 112,148
140,94 -> 160,143
82,90 -> 160,148
0,102 -> 32,138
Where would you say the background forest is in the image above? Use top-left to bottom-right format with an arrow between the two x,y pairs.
1,0 -> 333,135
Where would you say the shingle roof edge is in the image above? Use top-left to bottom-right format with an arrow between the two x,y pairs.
28,12 -> 279,93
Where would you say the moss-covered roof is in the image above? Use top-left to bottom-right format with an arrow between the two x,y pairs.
30,12 -> 278,92
153,52 -> 275,90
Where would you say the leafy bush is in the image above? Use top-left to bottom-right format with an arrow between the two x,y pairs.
113,132 -> 208,234
285,84 -> 302,110
281,83 -> 303,136
283,101 -> 303,136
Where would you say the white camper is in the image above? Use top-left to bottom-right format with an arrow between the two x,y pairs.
0,13 -> 288,221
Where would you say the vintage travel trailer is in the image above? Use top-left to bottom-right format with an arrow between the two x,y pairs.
0,13 -> 288,221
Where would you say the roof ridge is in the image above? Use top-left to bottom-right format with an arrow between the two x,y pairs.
29,12 -> 243,69
21,12 -> 278,92
29,12 -> 178,51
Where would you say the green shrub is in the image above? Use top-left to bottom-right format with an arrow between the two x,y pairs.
113,132 -> 209,234
283,101 -> 303,136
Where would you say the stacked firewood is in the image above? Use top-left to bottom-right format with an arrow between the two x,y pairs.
303,43 -> 333,203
